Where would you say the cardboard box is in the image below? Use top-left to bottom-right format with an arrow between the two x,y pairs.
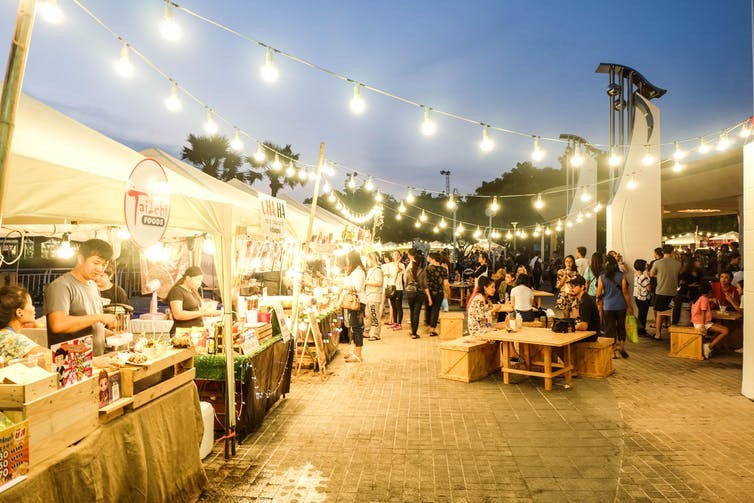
439,337 -> 499,382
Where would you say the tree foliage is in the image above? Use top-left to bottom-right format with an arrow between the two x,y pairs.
181,134 -> 247,182
246,142 -> 305,197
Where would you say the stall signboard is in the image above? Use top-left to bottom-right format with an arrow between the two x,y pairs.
258,193 -> 286,238
124,158 -> 171,248
0,419 -> 29,488
272,303 -> 291,342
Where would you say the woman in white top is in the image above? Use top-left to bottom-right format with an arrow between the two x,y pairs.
364,252 -> 384,341
387,251 -> 405,329
343,250 -> 366,362
510,273 -> 537,321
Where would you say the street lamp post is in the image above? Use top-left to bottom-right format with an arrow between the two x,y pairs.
486,197 -> 499,271
511,221 -> 518,256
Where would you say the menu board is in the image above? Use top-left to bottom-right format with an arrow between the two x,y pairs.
0,420 -> 29,488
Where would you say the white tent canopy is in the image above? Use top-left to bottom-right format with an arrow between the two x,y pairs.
710,231 -> 739,241
664,234 -> 696,245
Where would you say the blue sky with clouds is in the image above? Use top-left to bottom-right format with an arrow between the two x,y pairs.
1,0 -> 750,199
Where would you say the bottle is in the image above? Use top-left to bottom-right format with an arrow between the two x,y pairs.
515,312 -> 523,330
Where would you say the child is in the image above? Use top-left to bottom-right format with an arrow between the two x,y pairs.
633,259 -> 651,336
691,282 -> 729,359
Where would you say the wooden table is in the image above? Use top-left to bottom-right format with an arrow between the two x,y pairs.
712,310 -> 742,321
449,282 -> 473,305
480,327 -> 597,390
712,310 -> 743,349
532,289 -> 554,308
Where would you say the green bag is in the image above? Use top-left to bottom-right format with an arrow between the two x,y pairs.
625,314 -> 639,343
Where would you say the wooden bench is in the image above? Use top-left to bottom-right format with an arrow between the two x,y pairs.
439,337 -> 499,382
669,325 -> 703,360
573,337 -> 614,378
439,311 -> 465,340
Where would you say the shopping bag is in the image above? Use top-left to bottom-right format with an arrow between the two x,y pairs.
625,314 -> 639,343
441,297 -> 449,312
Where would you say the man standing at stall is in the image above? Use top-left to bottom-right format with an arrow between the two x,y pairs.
44,239 -> 117,356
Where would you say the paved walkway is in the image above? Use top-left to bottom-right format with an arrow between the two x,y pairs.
201,319 -> 754,502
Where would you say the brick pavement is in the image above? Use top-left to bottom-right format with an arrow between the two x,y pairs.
201,318 -> 754,502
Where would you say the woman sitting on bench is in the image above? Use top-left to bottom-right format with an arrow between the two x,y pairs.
510,273 -> 538,322
691,282 -> 729,359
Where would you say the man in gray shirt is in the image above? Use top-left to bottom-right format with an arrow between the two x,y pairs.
649,244 -> 681,338
44,239 -> 117,355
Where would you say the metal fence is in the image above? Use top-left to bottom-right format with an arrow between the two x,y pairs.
1,268 -> 143,304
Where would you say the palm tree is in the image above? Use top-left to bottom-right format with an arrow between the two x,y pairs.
181,134 -> 262,183
246,142 -> 305,196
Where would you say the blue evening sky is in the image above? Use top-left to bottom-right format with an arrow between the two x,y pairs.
0,0 -> 750,199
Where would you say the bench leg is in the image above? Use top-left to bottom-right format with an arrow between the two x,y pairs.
543,346 -> 552,391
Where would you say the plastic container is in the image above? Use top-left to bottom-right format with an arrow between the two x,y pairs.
199,401 -> 214,459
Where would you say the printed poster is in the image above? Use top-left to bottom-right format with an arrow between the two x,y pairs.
51,336 -> 93,388
258,193 -> 287,238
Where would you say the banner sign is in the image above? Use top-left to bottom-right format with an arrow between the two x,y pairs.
258,193 -> 286,238
124,158 -> 171,248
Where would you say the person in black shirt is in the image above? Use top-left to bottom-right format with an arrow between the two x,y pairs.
569,276 -> 599,342
95,264 -> 130,307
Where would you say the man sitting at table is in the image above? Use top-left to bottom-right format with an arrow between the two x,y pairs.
569,276 -> 599,342
712,271 -> 740,309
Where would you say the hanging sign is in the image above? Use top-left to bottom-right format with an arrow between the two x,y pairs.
258,193 -> 286,238
124,158 -> 171,248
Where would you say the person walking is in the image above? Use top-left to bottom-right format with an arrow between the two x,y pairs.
597,255 -> 633,358
387,250 -> 405,330
633,259 -> 651,336
404,249 -> 428,339
364,252 -> 384,341
425,252 -> 450,337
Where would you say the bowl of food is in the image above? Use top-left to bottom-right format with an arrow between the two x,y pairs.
156,340 -> 172,357
141,340 -> 159,360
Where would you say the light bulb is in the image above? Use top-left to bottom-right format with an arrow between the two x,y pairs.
433,226 -> 439,234
446,195 -> 456,210
285,161 -> 296,178
739,123 -> 751,138
626,177 -> 638,190
534,193 -> 544,209
271,154 -> 282,171
39,0 -> 63,24
608,147 -> 623,167
641,145 -> 655,166
203,110 -> 218,135
544,227 -> 552,236
491,230 -> 500,239
672,161 -> 684,173
164,83 -> 182,112
576,212 -> 584,223
323,181 -> 333,194
328,191 -> 336,203
479,125 -> 494,152
673,141 -> 686,161
419,211 -> 428,222
406,189 -> 415,203
347,175 -> 357,189
420,107 -> 436,136
473,227 -> 482,239
373,191 -> 383,203
594,202 -> 603,212
336,201 -> 343,210
580,188 -> 592,202
398,202 -> 406,213
230,129 -> 244,151
253,143 -> 266,163
717,132 -> 730,151
261,48 -> 279,83
570,143 -> 584,167
113,43 -> 134,78
505,231 -> 513,240
489,197 -> 500,213
203,237 -> 216,255
439,218 -> 447,229
395,214 -> 402,221
349,83 -> 366,114
160,2 -> 181,41
585,211 -> 592,219
298,169 -> 309,181
414,221 -> 421,228
117,227 -> 131,240
566,221 -> 573,228
698,137 -> 710,154
364,177 -> 374,192
57,236 -> 74,259
531,137 -> 545,162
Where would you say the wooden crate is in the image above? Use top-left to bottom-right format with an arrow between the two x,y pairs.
669,325 -> 703,360
439,311 -> 465,340
573,337 -> 614,378
119,348 -> 196,410
3,378 -> 98,468
0,373 -> 57,409
439,337 -> 499,382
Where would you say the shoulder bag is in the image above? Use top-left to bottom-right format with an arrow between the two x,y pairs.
340,289 -> 360,311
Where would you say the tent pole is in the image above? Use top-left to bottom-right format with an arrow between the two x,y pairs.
289,143 -> 325,370
0,0 -> 36,226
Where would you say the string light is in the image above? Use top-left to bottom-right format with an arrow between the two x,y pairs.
446,195 -> 456,210
328,191 -> 336,203
698,137 -> 710,154
520,230 -> 528,239
271,154 -> 282,171
608,147 -> 622,167
593,202 -> 602,212
285,161 -> 296,178
739,122 -> 751,138
673,141 -> 686,161
580,188 -> 592,202
405,188 -> 415,203
347,175 -> 357,190
160,1 -> 181,41
531,137 -> 545,162
203,109 -> 218,135
261,48 -> 279,83
672,161 -> 684,173
717,131 -> 731,151
626,176 -> 638,190
534,193 -> 544,210
641,145 -> 655,166
414,221 -> 421,228
489,197 -> 500,213
544,227 -> 552,236
39,0 -> 63,23
298,168 -> 309,181
566,221 -> 573,228
374,191 -> 383,203
420,107 -> 436,136
570,143 -> 584,167
456,224 -> 465,235
479,125 -> 494,152
439,218 -> 447,229
164,83 -> 182,112
395,214 -> 402,221
253,143 -> 266,163
349,83 -> 366,114
113,42 -> 134,78
505,230 -> 513,240
230,129 -> 244,151
364,177 -> 374,192
473,227 -> 482,239
433,226 -> 439,234
419,210 -> 428,222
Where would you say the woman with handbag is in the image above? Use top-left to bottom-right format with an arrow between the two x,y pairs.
404,248 -> 428,339
342,250 -> 366,363
597,255 -> 633,358
364,252 -> 384,341
467,276 -> 506,336
387,251 -> 405,330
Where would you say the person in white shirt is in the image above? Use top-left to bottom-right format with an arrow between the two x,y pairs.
364,252 -> 384,341
510,273 -> 537,321
343,250 -> 366,363
575,247 -> 589,277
